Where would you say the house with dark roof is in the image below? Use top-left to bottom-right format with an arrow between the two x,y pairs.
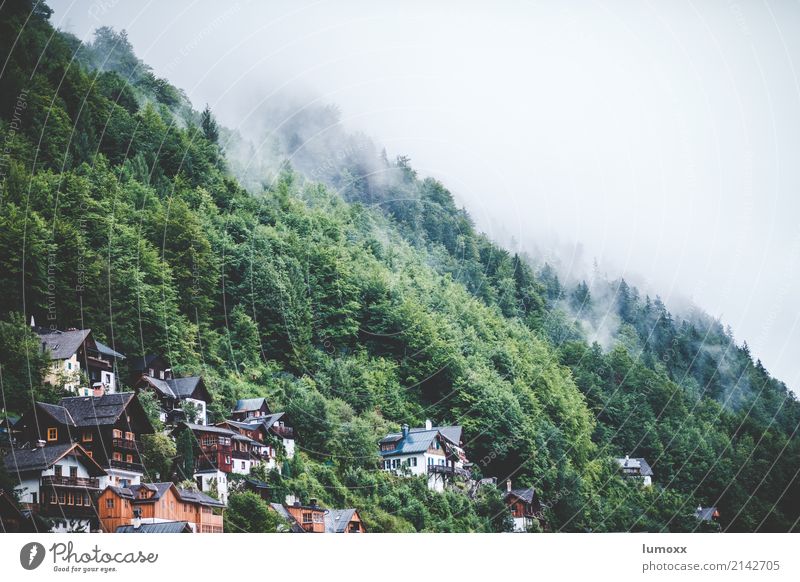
503,479 -> 544,532
14,393 -> 154,489
128,354 -> 172,382
0,488 -> 36,532
615,456 -> 654,486
379,420 -> 470,491
268,499 -> 366,533
217,411 -> 296,468
34,323 -> 125,395
2,442 -> 106,532
324,508 -> 366,533
172,422 -> 273,503
116,520 -> 193,533
231,397 -> 270,421
135,374 -> 212,425
97,482 -> 224,533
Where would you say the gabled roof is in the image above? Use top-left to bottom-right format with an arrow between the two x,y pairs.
3,443 -> 106,476
36,402 -> 76,427
176,487 -> 226,508
233,398 -> 269,413
505,487 -> 536,505
379,425 -> 463,457
105,486 -> 135,500
179,422 -> 236,436
94,340 -> 125,360
37,328 -> 91,360
117,521 -> 193,533
324,509 -> 359,533
59,392 -> 147,428
616,457 -> 654,477
129,482 -> 173,502
137,375 -> 210,403
380,424 -> 462,446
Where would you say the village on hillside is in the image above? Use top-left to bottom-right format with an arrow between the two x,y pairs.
0,323 -> 720,533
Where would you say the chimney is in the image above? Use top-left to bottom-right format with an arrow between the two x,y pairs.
697,505 -> 703,512
309,498 -> 318,508
133,508 -> 142,530
30,315 -> 35,328
36,439 -> 46,448
401,424 -> 409,438
425,419 -> 432,430
506,479 -> 512,493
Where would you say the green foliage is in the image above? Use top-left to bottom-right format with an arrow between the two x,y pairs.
226,491 -> 281,533
0,2 -> 796,533
141,433 -> 177,482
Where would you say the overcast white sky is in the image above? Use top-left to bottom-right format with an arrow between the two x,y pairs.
50,0 -> 800,390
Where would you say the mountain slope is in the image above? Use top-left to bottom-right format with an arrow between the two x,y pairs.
0,1 -> 797,532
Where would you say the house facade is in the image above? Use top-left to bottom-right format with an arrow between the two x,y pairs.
2,442 -> 106,532
616,456 -> 654,486
503,480 -> 544,532
97,482 -> 224,533
35,325 -> 124,395
379,420 -> 470,491
269,499 -> 366,533
14,393 -> 155,488
135,374 -> 212,425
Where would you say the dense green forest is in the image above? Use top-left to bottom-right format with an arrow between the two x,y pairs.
0,1 -> 798,532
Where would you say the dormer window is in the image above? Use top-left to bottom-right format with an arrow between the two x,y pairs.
47,427 -> 58,441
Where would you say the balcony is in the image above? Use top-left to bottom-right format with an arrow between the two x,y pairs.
270,425 -> 294,439
39,501 -> 96,518
112,438 -> 142,451
427,464 -> 471,479
231,450 -> 250,460
41,475 -> 100,489
108,459 -> 144,473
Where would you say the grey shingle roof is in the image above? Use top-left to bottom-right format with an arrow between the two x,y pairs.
181,423 -> 236,436
177,487 -> 226,508
116,521 -> 192,533
379,425 -> 462,457
616,457 -> 654,477
233,398 -> 268,412
139,376 -> 204,401
59,393 -> 136,426
324,508 -> 358,533
37,328 -> 90,360
129,482 -> 173,501
37,402 -> 76,427
3,443 -> 105,476
506,487 -> 536,505
94,340 -> 125,360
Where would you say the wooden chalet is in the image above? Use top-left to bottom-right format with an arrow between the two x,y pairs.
14,393 -> 155,487
97,482 -> 225,533
269,499 -> 366,533
135,374 -> 212,425
230,397 -> 270,421
34,324 -> 124,395
2,442 -> 106,532
504,480 -> 544,532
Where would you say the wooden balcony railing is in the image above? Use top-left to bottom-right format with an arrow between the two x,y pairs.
112,438 -> 142,451
108,459 -> 144,472
41,475 -> 100,489
427,464 -> 471,479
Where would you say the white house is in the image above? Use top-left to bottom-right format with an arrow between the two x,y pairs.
616,456 -> 654,486
378,420 -> 470,492
2,442 -> 106,532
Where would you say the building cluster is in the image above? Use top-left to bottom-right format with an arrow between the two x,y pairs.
0,324 -> 720,533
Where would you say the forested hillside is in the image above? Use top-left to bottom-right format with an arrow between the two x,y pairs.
1,1 -> 797,532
